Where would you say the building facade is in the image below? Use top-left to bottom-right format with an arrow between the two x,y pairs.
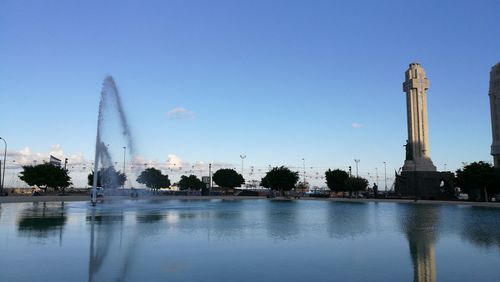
489,62 -> 500,167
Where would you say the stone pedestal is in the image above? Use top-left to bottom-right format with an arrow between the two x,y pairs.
402,158 -> 436,172
395,171 -> 455,200
395,171 -> 441,199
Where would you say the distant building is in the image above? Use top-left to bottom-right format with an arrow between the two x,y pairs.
489,62 -> 500,167
49,155 -> 61,167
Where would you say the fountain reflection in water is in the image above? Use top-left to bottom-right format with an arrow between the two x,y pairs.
91,76 -> 135,204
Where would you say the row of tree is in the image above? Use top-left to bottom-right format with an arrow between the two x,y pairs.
16,164 -> 369,194
455,161 -> 500,200
18,162 -> 500,200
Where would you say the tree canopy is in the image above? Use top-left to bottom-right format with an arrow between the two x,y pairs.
19,163 -> 72,192
455,161 -> 500,200
212,169 -> 245,189
325,169 -> 349,192
296,181 -> 309,193
87,167 -> 126,188
178,175 -> 205,191
261,166 -> 299,193
136,167 -> 171,190
345,177 -> 369,193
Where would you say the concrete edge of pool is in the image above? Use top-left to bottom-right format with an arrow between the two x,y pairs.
1,195 -> 500,208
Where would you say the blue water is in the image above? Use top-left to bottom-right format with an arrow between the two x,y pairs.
0,199 -> 499,281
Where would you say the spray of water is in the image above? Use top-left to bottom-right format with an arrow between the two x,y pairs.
91,76 -> 135,204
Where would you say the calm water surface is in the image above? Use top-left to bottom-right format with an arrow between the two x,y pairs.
0,199 -> 499,281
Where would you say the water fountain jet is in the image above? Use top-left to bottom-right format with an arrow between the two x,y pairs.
91,76 -> 135,205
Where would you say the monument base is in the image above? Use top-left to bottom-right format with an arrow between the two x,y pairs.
395,171 -> 456,200
402,158 -> 437,172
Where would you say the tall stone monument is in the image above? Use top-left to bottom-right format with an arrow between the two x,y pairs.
402,63 -> 437,172
395,63 -> 452,199
489,62 -> 500,167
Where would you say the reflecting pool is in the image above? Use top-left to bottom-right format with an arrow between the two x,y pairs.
0,200 -> 499,281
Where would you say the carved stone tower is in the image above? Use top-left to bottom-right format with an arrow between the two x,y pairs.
402,63 -> 436,172
395,63 -> 449,199
489,62 -> 500,167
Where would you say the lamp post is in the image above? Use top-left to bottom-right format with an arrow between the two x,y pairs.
383,161 -> 387,192
240,155 -> 246,175
354,159 -> 360,177
209,163 -> 212,196
122,146 -> 126,188
302,158 -> 306,184
0,137 -> 6,196
375,167 -> 379,188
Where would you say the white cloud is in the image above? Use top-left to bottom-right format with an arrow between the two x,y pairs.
167,107 -> 195,120
351,123 -> 363,129
6,145 -> 86,167
167,154 -> 184,168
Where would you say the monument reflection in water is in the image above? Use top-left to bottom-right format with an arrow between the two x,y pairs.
0,200 -> 500,281
399,205 -> 439,282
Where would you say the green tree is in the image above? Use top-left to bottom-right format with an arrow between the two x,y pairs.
296,181 -> 309,193
136,167 -> 171,191
261,166 -> 299,196
178,175 -> 205,191
325,169 -> 349,192
212,169 -> 245,190
345,177 -> 369,195
455,161 -> 500,201
87,167 -> 126,188
19,163 -> 72,193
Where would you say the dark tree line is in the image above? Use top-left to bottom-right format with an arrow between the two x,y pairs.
325,168 -> 368,195
455,161 -> 500,201
19,163 -> 72,193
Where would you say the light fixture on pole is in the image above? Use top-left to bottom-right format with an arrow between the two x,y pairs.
209,163 -> 212,196
240,155 -> 246,175
122,146 -> 126,188
0,137 -> 6,196
383,161 -> 387,192
354,159 -> 360,177
302,158 -> 306,184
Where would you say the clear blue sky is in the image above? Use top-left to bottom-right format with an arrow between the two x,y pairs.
1,0 -> 499,187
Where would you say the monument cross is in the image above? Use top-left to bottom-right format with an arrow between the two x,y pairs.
402,63 -> 436,172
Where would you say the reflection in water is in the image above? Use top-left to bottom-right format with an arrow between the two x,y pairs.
87,207 -> 124,282
17,202 -> 67,240
4,200 -> 500,281
209,200 -> 245,238
399,204 -> 440,282
326,202 -> 370,238
136,213 -> 164,224
459,207 -> 500,249
266,200 -> 299,239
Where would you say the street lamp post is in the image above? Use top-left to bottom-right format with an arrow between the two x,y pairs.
302,158 -> 306,184
240,155 -> 246,175
383,162 -> 387,192
209,163 -> 212,196
122,146 -> 126,188
0,137 -> 7,196
354,159 -> 360,177
375,167 -> 379,188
